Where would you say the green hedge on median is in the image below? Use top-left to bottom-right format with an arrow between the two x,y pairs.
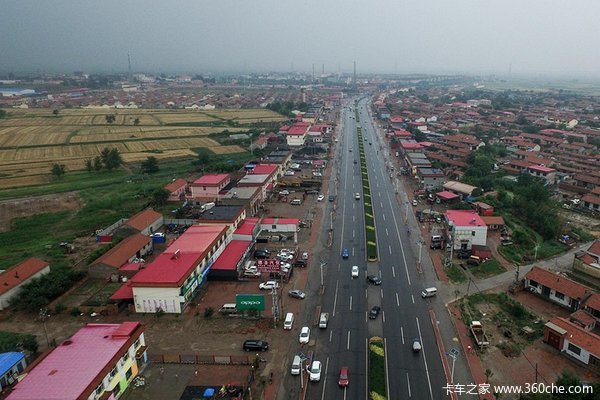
369,337 -> 387,399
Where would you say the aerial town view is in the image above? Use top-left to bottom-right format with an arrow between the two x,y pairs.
1,1 -> 600,400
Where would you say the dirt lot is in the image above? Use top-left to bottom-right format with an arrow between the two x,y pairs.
478,289 -> 599,389
0,191 -> 82,232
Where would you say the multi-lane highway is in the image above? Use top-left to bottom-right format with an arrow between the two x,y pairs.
309,97 -> 447,400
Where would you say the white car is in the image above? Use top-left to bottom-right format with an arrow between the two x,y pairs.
351,266 -> 359,278
312,172 -> 323,177
355,193 -> 361,200
259,281 -> 279,290
299,326 -> 310,344
317,194 -> 325,201
412,199 -> 418,206
309,360 -> 322,381
284,170 -> 295,176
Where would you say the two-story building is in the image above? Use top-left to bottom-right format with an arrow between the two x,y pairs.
164,179 -> 188,202
237,164 -> 279,200
130,224 -> 229,313
286,123 -> 309,147
445,210 -> 488,250
527,165 -> 557,185
190,174 -> 231,201
7,322 -> 147,400
416,168 -> 446,190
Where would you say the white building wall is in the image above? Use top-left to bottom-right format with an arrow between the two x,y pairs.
451,226 -> 487,250
548,290 -> 573,308
286,135 -> 306,146
133,286 -> 183,314
562,339 -> 591,364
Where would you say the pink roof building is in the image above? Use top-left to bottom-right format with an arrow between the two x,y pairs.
7,322 -> 146,400
445,210 -> 488,250
190,174 -> 231,200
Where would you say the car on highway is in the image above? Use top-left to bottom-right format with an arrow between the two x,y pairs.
413,337 -> 422,352
309,361 -> 322,381
317,194 -> 325,201
369,306 -> 381,319
259,281 -> 279,290
367,275 -> 382,285
328,195 -> 335,202
288,289 -> 306,299
351,265 -> 359,278
349,148 -> 353,152
299,326 -> 310,344
354,193 -> 361,200
338,366 -> 349,387
342,248 -> 349,259
412,199 -> 418,206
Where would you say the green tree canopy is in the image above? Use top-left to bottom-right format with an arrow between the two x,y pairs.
141,156 -> 159,174
152,188 -> 170,206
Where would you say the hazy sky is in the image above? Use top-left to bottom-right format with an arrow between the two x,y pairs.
2,0 -> 599,77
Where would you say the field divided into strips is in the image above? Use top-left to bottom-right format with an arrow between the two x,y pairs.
204,109 -> 286,124
0,108 -> 258,188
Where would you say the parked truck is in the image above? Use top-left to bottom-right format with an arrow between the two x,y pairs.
470,321 -> 490,348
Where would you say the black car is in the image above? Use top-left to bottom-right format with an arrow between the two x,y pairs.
368,306 -> 381,319
243,340 -> 269,352
367,275 -> 382,285
457,250 -> 471,259
328,195 -> 335,202
254,249 -> 271,259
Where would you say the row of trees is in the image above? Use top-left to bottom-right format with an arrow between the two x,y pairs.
85,147 -> 123,172
266,101 -> 308,117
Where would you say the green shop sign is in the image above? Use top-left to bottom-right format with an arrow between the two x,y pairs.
236,294 -> 265,311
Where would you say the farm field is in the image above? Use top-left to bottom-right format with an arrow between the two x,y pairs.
0,108 -> 279,188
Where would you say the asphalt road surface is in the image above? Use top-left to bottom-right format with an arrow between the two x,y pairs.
283,97 -> 471,400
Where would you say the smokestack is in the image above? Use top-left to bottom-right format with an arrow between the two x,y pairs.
312,63 -> 315,82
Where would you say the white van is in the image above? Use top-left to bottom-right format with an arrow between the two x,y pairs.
290,199 -> 302,205
421,287 -> 437,298
319,313 -> 328,329
219,303 -> 238,314
283,312 -> 294,330
290,355 -> 302,375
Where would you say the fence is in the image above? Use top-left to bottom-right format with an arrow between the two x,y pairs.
149,354 -> 253,365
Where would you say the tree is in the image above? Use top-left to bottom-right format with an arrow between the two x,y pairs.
0,109 -> 7,119
152,188 -> 170,206
100,147 -> 122,171
141,156 -> 159,174
133,117 -> 140,125
93,156 -> 103,171
105,114 -> 116,124
51,163 -> 66,178
85,159 -> 93,172
52,109 -> 60,116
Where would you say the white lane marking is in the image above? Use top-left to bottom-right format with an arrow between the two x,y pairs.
407,373 -> 412,397
388,245 -> 392,254
385,191 -> 412,286
382,213 -> 386,221
392,265 -> 396,278
347,331 -> 351,350
353,229 -> 355,238
380,289 -> 384,299
329,330 -> 333,342
396,292 -> 400,307
349,295 -> 353,311
352,247 -> 355,256
411,294 -> 415,304
353,215 -> 355,222
365,288 -> 368,299
321,357 -> 330,400
401,326 -> 405,344
380,201 -> 383,208
416,317 -> 434,399
333,280 -> 339,317
385,228 -> 389,236
382,310 -> 386,323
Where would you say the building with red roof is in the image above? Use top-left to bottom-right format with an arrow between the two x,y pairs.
164,178 -> 188,202
445,210 -> 488,250
190,174 -> 231,200
527,165 -> 556,185
232,217 -> 259,241
525,266 -> 594,311
238,164 -> 279,200
574,239 -> 600,279
123,209 -> 163,235
0,258 -> 51,310
131,224 -> 228,313
208,240 -> 252,281
543,316 -> 600,370
89,234 -> 153,279
7,322 -> 147,400
286,123 -> 309,146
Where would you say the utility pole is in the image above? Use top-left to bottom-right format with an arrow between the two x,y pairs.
39,308 -> 50,348
271,287 -> 277,328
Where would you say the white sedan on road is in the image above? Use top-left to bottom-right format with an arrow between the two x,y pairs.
299,326 -> 310,344
317,194 -> 325,201
351,266 -> 359,278
309,360 -> 322,381
259,281 -> 279,290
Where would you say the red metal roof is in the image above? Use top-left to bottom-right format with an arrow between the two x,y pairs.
436,191 -> 460,200
91,233 -> 151,269
250,164 -> 278,175
211,240 -> 251,271
393,129 -> 412,137
547,317 -> 600,356
0,258 -> 49,295
262,217 -> 300,225
234,218 -> 258,236
110,281 -> 133,300
192,174 -> 229,186
164,178 -> 187,193
445,210 -> 486,227
528,165 -> 556,173
131,252 -> 203,286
